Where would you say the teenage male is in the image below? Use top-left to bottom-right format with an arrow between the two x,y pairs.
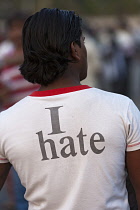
0,8 -> 140,210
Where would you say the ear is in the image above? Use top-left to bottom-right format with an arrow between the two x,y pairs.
70,42 -> 80,61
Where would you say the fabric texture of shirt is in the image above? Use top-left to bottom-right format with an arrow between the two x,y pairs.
0,85 -> 140,210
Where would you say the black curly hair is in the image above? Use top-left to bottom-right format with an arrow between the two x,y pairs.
19,8 -> 82,86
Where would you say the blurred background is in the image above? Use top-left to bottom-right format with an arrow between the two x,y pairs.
0,0 -> 140,209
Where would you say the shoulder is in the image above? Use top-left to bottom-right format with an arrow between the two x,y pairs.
85,88 -> 134,120
87,87 -> 131,106
0,96 -> 30,124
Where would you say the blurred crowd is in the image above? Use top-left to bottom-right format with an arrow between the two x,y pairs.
0,11 -> 140,209
82,17 -> 140,110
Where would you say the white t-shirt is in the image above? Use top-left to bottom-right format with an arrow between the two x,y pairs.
0,85 -> 140,210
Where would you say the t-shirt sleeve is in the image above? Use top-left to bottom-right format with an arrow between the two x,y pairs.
0,138 -> 9,162
126,99 -> 140,152
0,140 -> 9,163
0,156 -> 9,163
0,113 -> 9,163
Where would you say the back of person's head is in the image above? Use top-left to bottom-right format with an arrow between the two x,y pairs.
19,8 -> 82,86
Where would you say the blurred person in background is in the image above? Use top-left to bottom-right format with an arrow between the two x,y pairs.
115,18 -> 135,97
0,23 -> 15,112
129,44 -> 140,110
0,12 -> 39,109
129,22 -> 140,110
0,12 -> 39,210
81,22 -> 102,88
99,27 -> 127,95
